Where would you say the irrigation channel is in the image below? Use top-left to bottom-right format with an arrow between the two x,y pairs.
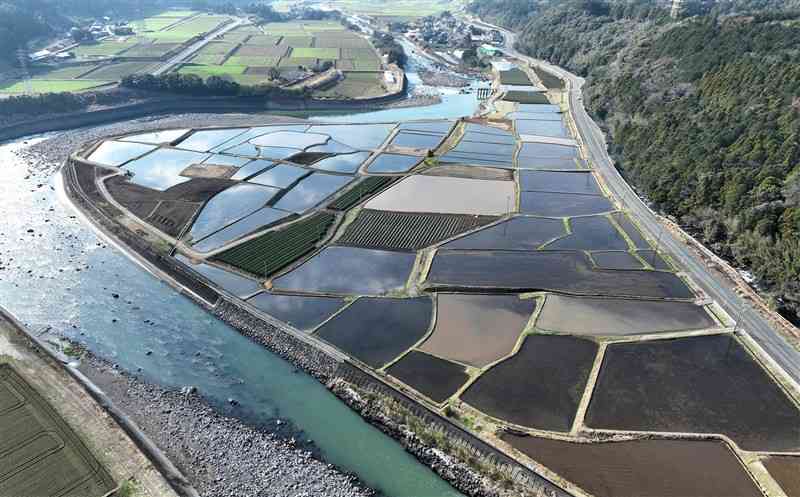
0,73 -> 487,495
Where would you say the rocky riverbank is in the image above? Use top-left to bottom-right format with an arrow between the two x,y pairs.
78,353 -> 374,497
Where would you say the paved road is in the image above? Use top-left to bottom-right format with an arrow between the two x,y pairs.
152,18 -> 247,76
472,19 -> 800,389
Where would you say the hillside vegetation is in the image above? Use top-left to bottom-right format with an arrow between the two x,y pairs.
470,0 -> 800,321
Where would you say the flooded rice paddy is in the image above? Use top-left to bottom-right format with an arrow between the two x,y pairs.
272,246 -> 416,295
462,335 -> 597,431
536,295 -> 717,336
520,191 -> 615,217
545,216 -> 629,251
589,250 -> 646,269
586,334 -> 800,451
520,171 -> 601,196
246,292 -> 346,331
501,435 -> 763,497
426,250 -> 694,299
56,92 -> 800,496
314,297 -> 433,368
419,293 -> 535,368
386,351 -> 469,404
763,456 -> 800,497
444,216 -> 566,250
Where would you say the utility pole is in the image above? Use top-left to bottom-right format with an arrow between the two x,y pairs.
16,49 -> 33,95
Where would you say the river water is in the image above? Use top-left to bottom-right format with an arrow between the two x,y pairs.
0,78 -> 482,496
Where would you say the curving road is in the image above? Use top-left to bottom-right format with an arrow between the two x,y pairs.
472,19 -> 800,389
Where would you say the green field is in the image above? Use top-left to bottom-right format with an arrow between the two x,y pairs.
31,65 -> 94,80
214,212 -> 336,277
316,71 -> 386,99
81,61 -> 154,80
179,63 -> 248,76
0,79 -> 112,93
291,47 -> 340,59
177,21 -> 384,95
71,39 -> 139,57
273,0 -> 449,18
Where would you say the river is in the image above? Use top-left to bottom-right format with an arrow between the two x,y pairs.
0,75 -> 483,496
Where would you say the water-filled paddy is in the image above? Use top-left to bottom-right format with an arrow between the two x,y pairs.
273,246 -> 416,295
447,139 -> 516,157
444,217 -> 566,250
386,351 -> 469,403
515,120 -> 569,138
586,334 -> 800,451
188,183 -> 282,241
520,192 -> 614,217
309,151 -> 372,173
517,157 -> 582,170
507,111 -> 562,121
314,297 -> 433,368
518,142 -> 578,159
398,121 -> 455,134
365,175 -> 515,215
88,140 -> 157,166
545,216 -> 628,251
366,153 -> 422,173
390,131 -> 446,150
763,456 -> 800,497
177,128 -> 249,152
637,250 -> 671,270
250,131 -> 329,149
427,250 -> 694,299
536,295 -> 716,336
120,128 -> 190,144
612,212 -> 650,249
175,255 -> 262,298
246,292 -> 346,331
248,164 -> 310,188
520,171 -> 601,196
500,435 -> 763,497
438,152 -> 515,168
192,207 -> 291,253
590,251 -> 645,270
462,335 -> 597,431
307,124 -> 396,149
272,173 -> 352,212
420,294 -> 535,368
125,148 -> 210,190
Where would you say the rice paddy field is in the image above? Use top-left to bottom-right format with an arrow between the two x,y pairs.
72,68 -> 800,496
273,0 -> 452,21
0,365 -> 116,496
177,20 -> 386,95
1,10 -> 232,95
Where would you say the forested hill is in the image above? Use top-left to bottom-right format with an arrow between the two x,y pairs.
469,0 -> 800,322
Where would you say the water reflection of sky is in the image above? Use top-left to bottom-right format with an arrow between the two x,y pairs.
189,183 -> 280,240
124,148 -> 209,190
273,246 -> 416,295
87,141 -> 156,166
273,173 -> 351,213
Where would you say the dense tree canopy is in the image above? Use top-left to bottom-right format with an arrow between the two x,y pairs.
470,0 -> 800,320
